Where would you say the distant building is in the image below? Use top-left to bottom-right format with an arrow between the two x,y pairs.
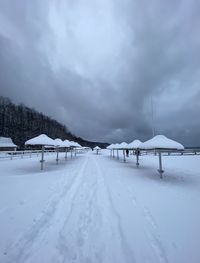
0,137 -> 17,151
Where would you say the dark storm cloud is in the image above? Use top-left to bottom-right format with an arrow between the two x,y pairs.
0,0 -> 200,146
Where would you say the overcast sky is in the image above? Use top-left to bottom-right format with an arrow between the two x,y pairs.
0,0 -> 200,145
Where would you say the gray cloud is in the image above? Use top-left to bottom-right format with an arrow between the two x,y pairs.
0,0 -> 200,146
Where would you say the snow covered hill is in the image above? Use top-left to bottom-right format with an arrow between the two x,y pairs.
0,151 -> 200,263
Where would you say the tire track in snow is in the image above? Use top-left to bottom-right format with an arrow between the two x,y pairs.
55,154 -> 105,263
122,182 -> 169,263
56,154 -> 135,263
101,155 -> 169,263
3,156 -> 89,263
93,157 -> 136,263
142,207 -> 169,263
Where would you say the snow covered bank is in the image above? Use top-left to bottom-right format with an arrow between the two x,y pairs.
0,151 -> 200,263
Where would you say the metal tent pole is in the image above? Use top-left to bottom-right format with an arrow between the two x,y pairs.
136,150 -> 139,168
65,148 -> 67,160
158,152 -> 164,178
56,148 -> 59,164
40,146 -> 45,170
123,150 -> 126,162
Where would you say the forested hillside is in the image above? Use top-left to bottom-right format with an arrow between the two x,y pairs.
0,97 -> 108,149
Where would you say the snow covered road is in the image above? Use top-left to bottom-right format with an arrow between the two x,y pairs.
0,151 -> 200,263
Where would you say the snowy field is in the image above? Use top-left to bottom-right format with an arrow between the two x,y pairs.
0,150 -> 200,263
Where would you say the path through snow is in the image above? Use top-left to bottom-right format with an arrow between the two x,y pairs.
1,151 -> 200,263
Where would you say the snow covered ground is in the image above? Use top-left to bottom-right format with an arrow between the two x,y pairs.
0,150 -> 200,263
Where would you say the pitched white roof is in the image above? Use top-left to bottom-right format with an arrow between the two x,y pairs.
94,146 -> 101,150
69,141 -> 78,147
127,140 -> 142,149
107,144 -> 113,149
118,142 -> 128,149
114,143 -> 122,149
25,134 -> 55,146
0,137 -> 17,148
74,142 -> 82,147
141,135 -> 184,150
54,138 -> 64,147
63,139 -> 71,147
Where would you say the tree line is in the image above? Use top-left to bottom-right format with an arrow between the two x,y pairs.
0,96 -> 108,149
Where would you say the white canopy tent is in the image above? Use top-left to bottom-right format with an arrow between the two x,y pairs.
141,135 -> 184,178
127,140 -> 142,149
107,144 -> 116,150
107,143 -> 128,160
73,142 -> 82,156
110,144 -> 119,159
94,146 -> 101,149
113,143 -> 120,159
118,142 -> 128,149
117,142 -> 128,162
25,134 -> 55,147
126,140 -> 143,167
63,139 -> 71,160
0,137 -> 17,151
107,135 -> 187,179
63,139 -> 72,148
69,141 -> 77,147
94,146 -> 101,154
74,142 -> 82,147
54,138 -> 65,148
107,144 -> 114,157
54,138 -> 66,163
25,134 -> 55,170
140,135 -> 184,150
67,141 -> 82,157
